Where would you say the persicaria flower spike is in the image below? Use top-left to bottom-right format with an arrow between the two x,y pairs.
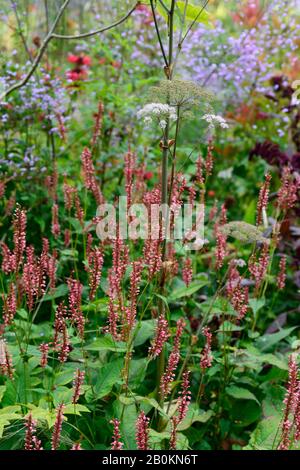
160,318 -> 186,398
277,255 -> 287,290
148,314 -> 170,359
177,370 -> 192,423
51,404 -> 65,451
182,257 -> 193,287
136,411 -> 150,450
200,327 -> 213,370
0,339 -> 14,379
256,173 -> 271,226
72,369 -> 85,404
13,204 -> 26,269
24,413 -> 42,450
39,343 -> 49,368
110,419 -> 123,450
278,355 -> 299,450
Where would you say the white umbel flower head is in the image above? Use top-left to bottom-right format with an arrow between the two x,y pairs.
137,103 -> 177,129
202,114 -> 229,130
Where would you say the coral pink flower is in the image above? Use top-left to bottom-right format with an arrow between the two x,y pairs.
277,255 -> 287,290
2,282 -> 17,326
177,370 -> 191,423
72,369 -> 85,404
200,327 -> 213,370
0,339 -> 14,379
39,343 -> 49,368
226,264 -> 249,320
149,315 -> 170,359
277,166 -> 300,212
13,205 -> 26,269
215,229 -> 227,269
278,355 -> 299,450
81,147 -> 103,205
51,203 -> 60,239
256,173 -> 271,225
110,419 -> 123,450
67,278 -> 84,339
51,404 -> 65,450
71,442 -> 82,450
91,101 -> 104,148
182,257 -> 193,287
160,319 -> 186,398
87,247 -> 104,301
136,411 -> 150,450
24,413 -> 42,450
248,242 -> 270,290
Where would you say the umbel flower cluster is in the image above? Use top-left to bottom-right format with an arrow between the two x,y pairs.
137,103 -> 177,129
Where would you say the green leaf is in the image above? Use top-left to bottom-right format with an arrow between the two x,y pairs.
42,284 -> 68,301
249,298 -> 265,316
85,335 -> 127,352
169,280 -> 208,301
226,385 -> 259,404
54,368 -> 78,386
94,359 -> 123,399
128,358 -> 149,386
0,386 -> 6,402
218,321 -> 244,332
133,320 -> 155,347
119,395 -> 166,417
63,404 -> 90,415
255,327 -> 297,352
177,405 -> 214,431
176,1 -> 211,25
113,400 -> 138,450
245,416 -> 281,450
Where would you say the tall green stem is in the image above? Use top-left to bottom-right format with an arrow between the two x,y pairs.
155,0 -> 176,406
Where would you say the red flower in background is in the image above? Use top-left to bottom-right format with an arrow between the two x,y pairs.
67,54 -> 91,66
66,54 -> 91,82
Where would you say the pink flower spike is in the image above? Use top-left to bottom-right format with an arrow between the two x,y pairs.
110,419 -> 123,450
